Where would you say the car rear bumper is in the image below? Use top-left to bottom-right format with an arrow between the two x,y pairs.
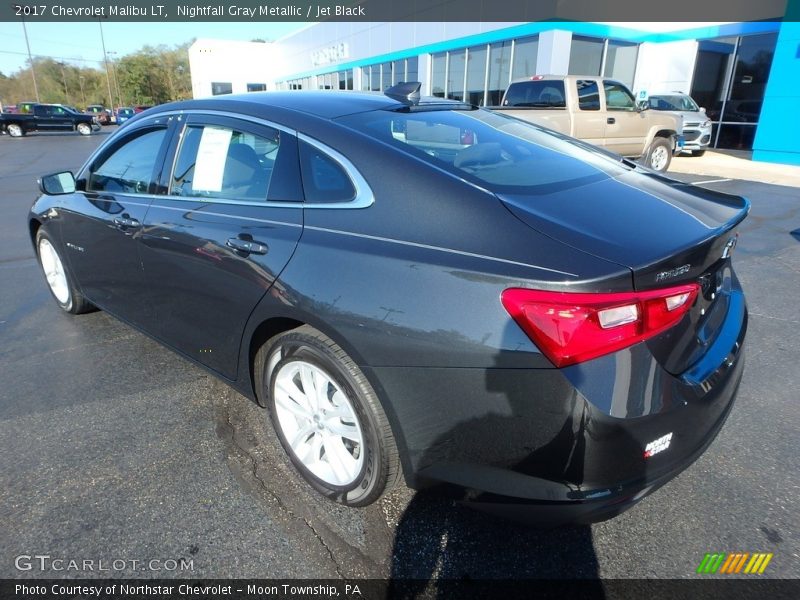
367,290 -> 747,525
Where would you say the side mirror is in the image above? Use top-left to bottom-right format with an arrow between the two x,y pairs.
636,100 -> 650,111
39,171 -> 76,195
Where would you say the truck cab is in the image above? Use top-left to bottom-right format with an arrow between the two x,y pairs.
498,75 -> 684,172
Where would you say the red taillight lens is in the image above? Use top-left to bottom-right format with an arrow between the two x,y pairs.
501,284 -> 699,367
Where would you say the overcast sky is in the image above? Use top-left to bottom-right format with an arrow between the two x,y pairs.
0,21 -> 306,75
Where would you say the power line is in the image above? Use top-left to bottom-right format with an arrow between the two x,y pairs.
0,49 -> 106,65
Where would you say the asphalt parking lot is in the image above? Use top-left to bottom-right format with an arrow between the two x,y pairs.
0,131 -> 798,582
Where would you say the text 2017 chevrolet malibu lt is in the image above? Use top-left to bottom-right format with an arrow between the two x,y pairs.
30,83 -> 747,523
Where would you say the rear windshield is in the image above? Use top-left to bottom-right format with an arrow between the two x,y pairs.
502,81 -> 566,108
337,107 -> 629,194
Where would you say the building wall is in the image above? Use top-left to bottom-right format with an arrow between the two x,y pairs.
632,40 -> 698,96
189,39 -> 276,98
753,0 -> 800,165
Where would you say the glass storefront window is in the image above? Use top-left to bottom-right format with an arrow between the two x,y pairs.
487,41 -> 512,106
466,45 -> 487,105
569,36 -> 604,76
381,62 -> 393,90
604,41 -> 638,88
511,36 -> 538,80
447,49 -> 466,101
407,57 -> 419,83
431,52 -> 446,97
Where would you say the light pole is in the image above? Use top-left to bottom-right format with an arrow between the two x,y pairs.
79,76 -> 86,106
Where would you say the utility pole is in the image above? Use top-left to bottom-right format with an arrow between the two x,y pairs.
98,18 -> 114,109
57,61 -> 69,104
79,76 -> 86,106
20,16 -> 40,102
107,51 -> 122,109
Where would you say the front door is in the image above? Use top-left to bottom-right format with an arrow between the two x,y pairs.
139,114 -> 305,379
59,116 -> 175,328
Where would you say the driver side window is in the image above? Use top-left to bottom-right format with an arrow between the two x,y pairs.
88,128 -> 167,194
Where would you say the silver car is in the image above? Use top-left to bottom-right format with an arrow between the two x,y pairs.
649,93 -> 712,157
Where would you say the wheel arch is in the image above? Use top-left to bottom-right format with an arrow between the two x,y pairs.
241,307 -> 413,486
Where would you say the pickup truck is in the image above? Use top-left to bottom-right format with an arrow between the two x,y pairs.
495,75 -> 684,172
0,103 -> 98,137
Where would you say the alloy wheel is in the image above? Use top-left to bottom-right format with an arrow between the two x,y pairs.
272,359 -> 365,487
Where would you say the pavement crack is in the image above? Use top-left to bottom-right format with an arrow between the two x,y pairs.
749,312 -> 800,326
222,405 -> 347,579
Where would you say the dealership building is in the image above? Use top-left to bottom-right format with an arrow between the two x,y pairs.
189,16 -> 800,166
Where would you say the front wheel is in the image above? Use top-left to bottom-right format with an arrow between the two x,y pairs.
35,228 -> 95,315
645,137 -> 673,173
255,325 -> 401,506
76,122 -> 92,136
7,123 -> 25,138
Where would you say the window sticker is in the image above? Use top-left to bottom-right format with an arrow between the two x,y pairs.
192,126 -> 232,192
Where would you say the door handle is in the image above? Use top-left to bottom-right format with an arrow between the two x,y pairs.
607,117 -> 616,124
113,216 -> 141,229
226,237 -> 268,255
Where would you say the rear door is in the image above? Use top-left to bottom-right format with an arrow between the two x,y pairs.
139,114 -> 304,379
571,79 -> 607,147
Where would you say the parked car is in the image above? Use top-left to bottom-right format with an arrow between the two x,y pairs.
648,92 -> 712,157
1,103 -> 97,137
496,75 -> 684,172
133,104 -> 153,114
115,107 -> 135,125
29,84 -> 748,523
3,104 -> 18,114
85,104 -> 111,125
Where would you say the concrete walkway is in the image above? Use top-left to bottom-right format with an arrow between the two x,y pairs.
670,150 -> 800,187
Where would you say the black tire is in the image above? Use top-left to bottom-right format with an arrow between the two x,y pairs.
691,150 -> 706,157
645,137 -> 673,173
7,123 -> 25,138
35,228 -> 95,315
255,325 -> 401,506
76,122 -> 92,136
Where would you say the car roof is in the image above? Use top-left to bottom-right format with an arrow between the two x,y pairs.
150,90 -> 465,120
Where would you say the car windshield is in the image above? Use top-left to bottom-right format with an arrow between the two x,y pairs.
649,95 -> 700,112
337,106 -> 630,194
119,109 -> 134,116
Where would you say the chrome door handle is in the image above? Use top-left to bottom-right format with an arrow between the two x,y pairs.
226,237 -> 268,255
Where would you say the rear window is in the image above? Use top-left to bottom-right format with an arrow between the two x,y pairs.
337,108 -> 629,194
503,81 -> 566,108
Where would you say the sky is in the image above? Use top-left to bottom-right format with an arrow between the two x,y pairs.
0,21 -> 307,75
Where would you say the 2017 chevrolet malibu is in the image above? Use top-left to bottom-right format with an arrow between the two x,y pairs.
29,83 -> 748,523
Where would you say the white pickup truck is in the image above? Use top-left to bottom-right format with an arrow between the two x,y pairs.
494,75 -> 684,172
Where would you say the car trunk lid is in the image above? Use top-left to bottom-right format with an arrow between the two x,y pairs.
497,170 -> 749,374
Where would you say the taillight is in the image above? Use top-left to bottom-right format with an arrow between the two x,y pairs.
501,284 -> 699,367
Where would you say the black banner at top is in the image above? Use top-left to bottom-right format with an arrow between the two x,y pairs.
0,0 -> 793,23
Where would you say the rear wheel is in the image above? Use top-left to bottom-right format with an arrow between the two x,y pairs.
35,228 -> 95,315
7,123 -> 24,138
255,325 -> 400,506
76,122 -> 92,136
645,137 -> 673,172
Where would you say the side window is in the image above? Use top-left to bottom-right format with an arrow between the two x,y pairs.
170,124 -> 279,202
576,80 -> 600,111
298,140 -> 356,204
88,128 -> 167,194
604,81 -> 636,111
